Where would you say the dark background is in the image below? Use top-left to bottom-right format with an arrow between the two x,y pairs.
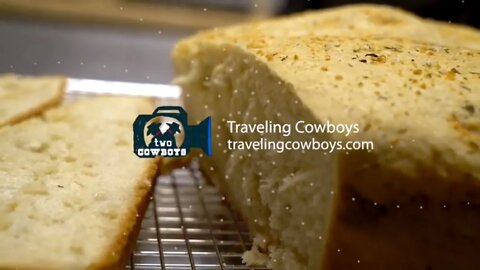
283,0 -> 479,27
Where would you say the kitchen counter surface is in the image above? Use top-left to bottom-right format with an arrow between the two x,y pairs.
0,18 -> 192,84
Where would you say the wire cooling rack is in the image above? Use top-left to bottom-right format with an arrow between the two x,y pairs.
126,160 -> 270,270
65,81 -> 267,269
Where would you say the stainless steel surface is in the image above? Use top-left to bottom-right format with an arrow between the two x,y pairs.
67,78 -> 181,98
127,0 -> 287,14
130,0 -> 253,12
0,18 -> 192,84
127,161 -> 269,270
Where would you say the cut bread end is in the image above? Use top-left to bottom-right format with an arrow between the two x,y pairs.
0,74 -> 66,127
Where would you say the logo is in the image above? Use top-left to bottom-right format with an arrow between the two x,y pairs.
133,106 -> 212,158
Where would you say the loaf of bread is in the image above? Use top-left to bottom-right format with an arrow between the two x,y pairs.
196,4 -> 480,50
0,96 -> 159,270
0,74 -> 66,127
172,4 -> 480,270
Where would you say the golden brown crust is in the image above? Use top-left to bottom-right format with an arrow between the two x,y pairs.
179,4 -> 480,51
0,75 -> 66,127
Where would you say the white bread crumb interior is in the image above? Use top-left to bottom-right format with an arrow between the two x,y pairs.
0,96 -> 159,270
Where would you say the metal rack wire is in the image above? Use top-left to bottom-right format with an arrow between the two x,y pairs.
126,161 -> 270,270
65,85 -> 267,269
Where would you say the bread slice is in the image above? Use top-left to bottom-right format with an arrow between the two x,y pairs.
0,74 -> 66,127
0,96 -> 159,270
172,4 -> 480,270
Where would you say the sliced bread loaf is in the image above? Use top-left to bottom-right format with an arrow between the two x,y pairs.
172,4 -> 480,270
0,74 -> 66,127
0,96 -> 159,270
